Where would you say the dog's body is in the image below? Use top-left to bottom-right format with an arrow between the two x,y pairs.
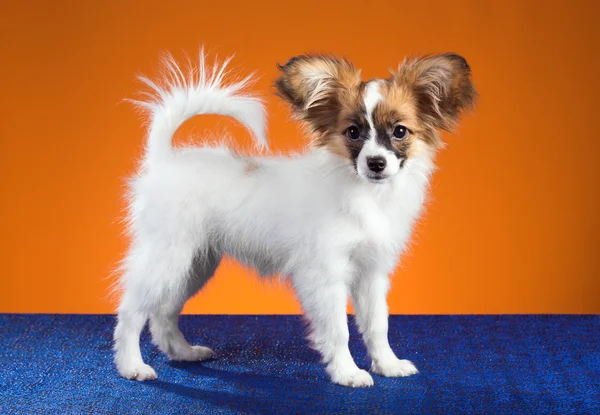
113,52 -> 476,387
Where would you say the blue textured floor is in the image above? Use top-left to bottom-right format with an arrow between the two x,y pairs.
0,315 -> 598,414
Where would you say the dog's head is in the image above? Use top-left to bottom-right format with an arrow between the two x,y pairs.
275,53 -> 476,183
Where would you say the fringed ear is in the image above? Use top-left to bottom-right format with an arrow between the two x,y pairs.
275,55 -> 361,134
394,53 -> 477,135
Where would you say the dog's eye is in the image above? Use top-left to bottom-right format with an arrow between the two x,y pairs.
346,126 -> 361,141
393,125 -> 409,141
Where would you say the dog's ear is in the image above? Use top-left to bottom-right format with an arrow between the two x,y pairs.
393,53 -> 477,133
275,55 -> 361,134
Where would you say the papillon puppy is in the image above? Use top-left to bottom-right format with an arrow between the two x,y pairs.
113,50 -> 476,387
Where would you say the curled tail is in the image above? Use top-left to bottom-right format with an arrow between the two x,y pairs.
131,51 -> 267,165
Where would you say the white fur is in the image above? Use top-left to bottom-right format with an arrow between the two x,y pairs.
113,53 -> 435,387
356,80 -> 401,181
363,80 -> 382,131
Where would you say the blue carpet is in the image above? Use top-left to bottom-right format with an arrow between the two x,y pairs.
0,315 -> 598,414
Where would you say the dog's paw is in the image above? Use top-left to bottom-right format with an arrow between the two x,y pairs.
331,368 -> 374,388
188,345 -> 215,361
371,358 -> 418,378
171,345 -> 215,362
118,362 -> 158,381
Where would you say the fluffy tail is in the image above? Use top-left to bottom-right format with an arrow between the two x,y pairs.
131,51 -> 267,165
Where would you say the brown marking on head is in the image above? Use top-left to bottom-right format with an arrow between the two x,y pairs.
372,82 -> 422,156
391,53 -> 477,148
275,52 -> 477,177
275,55 -> 362,139
318,134 -> 352,159
313,80 -> 367,160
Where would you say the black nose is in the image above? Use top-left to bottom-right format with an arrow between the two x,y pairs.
367,156 -> 386,173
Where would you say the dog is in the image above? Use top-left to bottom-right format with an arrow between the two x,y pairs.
113,50 -> 476,387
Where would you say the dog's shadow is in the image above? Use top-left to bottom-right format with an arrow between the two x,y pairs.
139,317 -> 411,414
144,357 -> 397,415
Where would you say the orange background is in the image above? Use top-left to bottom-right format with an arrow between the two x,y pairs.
1,0 -> 598,314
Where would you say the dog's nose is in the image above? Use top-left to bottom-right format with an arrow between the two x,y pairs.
367,156 -> 386,173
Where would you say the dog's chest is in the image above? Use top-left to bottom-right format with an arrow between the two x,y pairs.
344,183 -> 425,271
347,196 -> 403,259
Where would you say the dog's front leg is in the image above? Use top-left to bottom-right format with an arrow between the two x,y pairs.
294,271 -> 373,387
351,275 -> 419,378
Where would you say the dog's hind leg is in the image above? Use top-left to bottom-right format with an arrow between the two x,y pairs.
149,248 -> 221,362
114,238 -> 218,380
113,281 -> 156,381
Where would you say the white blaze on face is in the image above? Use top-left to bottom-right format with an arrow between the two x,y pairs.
356,80 -> 401,181
363,80 -> 382,140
